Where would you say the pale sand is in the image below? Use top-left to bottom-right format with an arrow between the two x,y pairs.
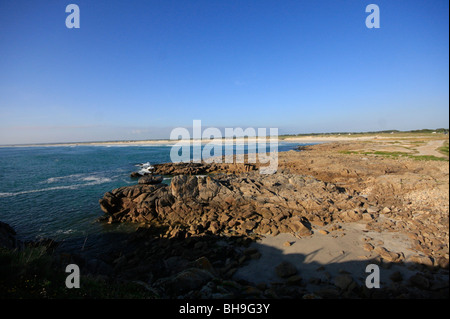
283,136 -> 377,143
415,139 -> 447,157
233,222 -> 424,290
2,137 -> 280,148
0,136 -> 365,147
1,140 -> 176,147
1,134 -> 388,147
4,133 -> 446,148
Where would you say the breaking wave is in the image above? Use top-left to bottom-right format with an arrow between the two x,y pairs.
0,175 -> 112,198
135,162 -> 154,175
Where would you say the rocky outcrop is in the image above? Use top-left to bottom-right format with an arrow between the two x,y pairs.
100,172 -> 371,238
138,175 -> 163,185
130,162 -> 257,177
96,139 -> 449,298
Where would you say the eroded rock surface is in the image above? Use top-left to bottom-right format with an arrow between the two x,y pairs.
100,173 -> 371,238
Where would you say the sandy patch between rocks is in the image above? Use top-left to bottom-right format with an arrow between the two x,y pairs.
233,222 -> 421,290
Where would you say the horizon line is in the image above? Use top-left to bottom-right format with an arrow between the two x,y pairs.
1,128 -> 448,147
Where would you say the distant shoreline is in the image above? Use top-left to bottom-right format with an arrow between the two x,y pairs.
1,130 -> 447,147
0,136 -> 303,148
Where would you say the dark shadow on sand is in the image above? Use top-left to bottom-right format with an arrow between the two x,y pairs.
48,227 -> 449,299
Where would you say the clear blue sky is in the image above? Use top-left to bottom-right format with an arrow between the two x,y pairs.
0,0 -> 448,144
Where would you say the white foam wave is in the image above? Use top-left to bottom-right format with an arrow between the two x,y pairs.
44,173 -> 86,184
0,192 -> 14,197
81,176 -> 112,183
136,162 -> 154,175
55,229 -> 75,235
0,185 -> 81,197
43,173 -> 112,185
0,176 -> 112,198
139,162 -> 153,168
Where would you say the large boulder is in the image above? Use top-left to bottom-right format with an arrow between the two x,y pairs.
99,192 -> 121,214
286,217 -> 312,236
170,175 -> 199,199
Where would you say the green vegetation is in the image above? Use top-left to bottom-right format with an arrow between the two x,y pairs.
411,155 -> 449,161
0,247 -> 156,299
279,128 -> 449,139
438,142 -> 449,157
409,128 -> 449,134
408,140 -> 426,145
339,150 -> 448,162
339,151 -> 359,155
366,151 -> 413,157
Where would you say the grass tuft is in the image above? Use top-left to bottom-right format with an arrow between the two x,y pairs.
340,150 -> 448,161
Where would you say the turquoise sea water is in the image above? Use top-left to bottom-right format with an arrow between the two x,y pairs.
0,142 -> 304,252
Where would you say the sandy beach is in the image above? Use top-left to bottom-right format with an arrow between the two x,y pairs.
3,131 -> 445,148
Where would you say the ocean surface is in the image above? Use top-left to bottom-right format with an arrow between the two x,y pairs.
0,142 -> 306,253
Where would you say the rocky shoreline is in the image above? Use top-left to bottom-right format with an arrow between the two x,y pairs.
101,170 -> 362,237
95,139 -> 449,298
2,139 -> 448,299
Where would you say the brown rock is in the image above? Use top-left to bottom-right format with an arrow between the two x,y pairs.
259,208 -> 273,219
170,175 -> 198,199
209,221 -> 220,234
138,175 -> 163,185
99,192 -> 120,214
362,213 -> 374,221
374,247 -> 402,262
311,219 -> 326,227
243,220 -> 257,231
287,217 -> 312,236
228,220 -> 237,227
409,255 -> 434,268
366,206 -> 379,214
347,210 -> 362,221
259,224 -> 271,234
437,257 -> 449,269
